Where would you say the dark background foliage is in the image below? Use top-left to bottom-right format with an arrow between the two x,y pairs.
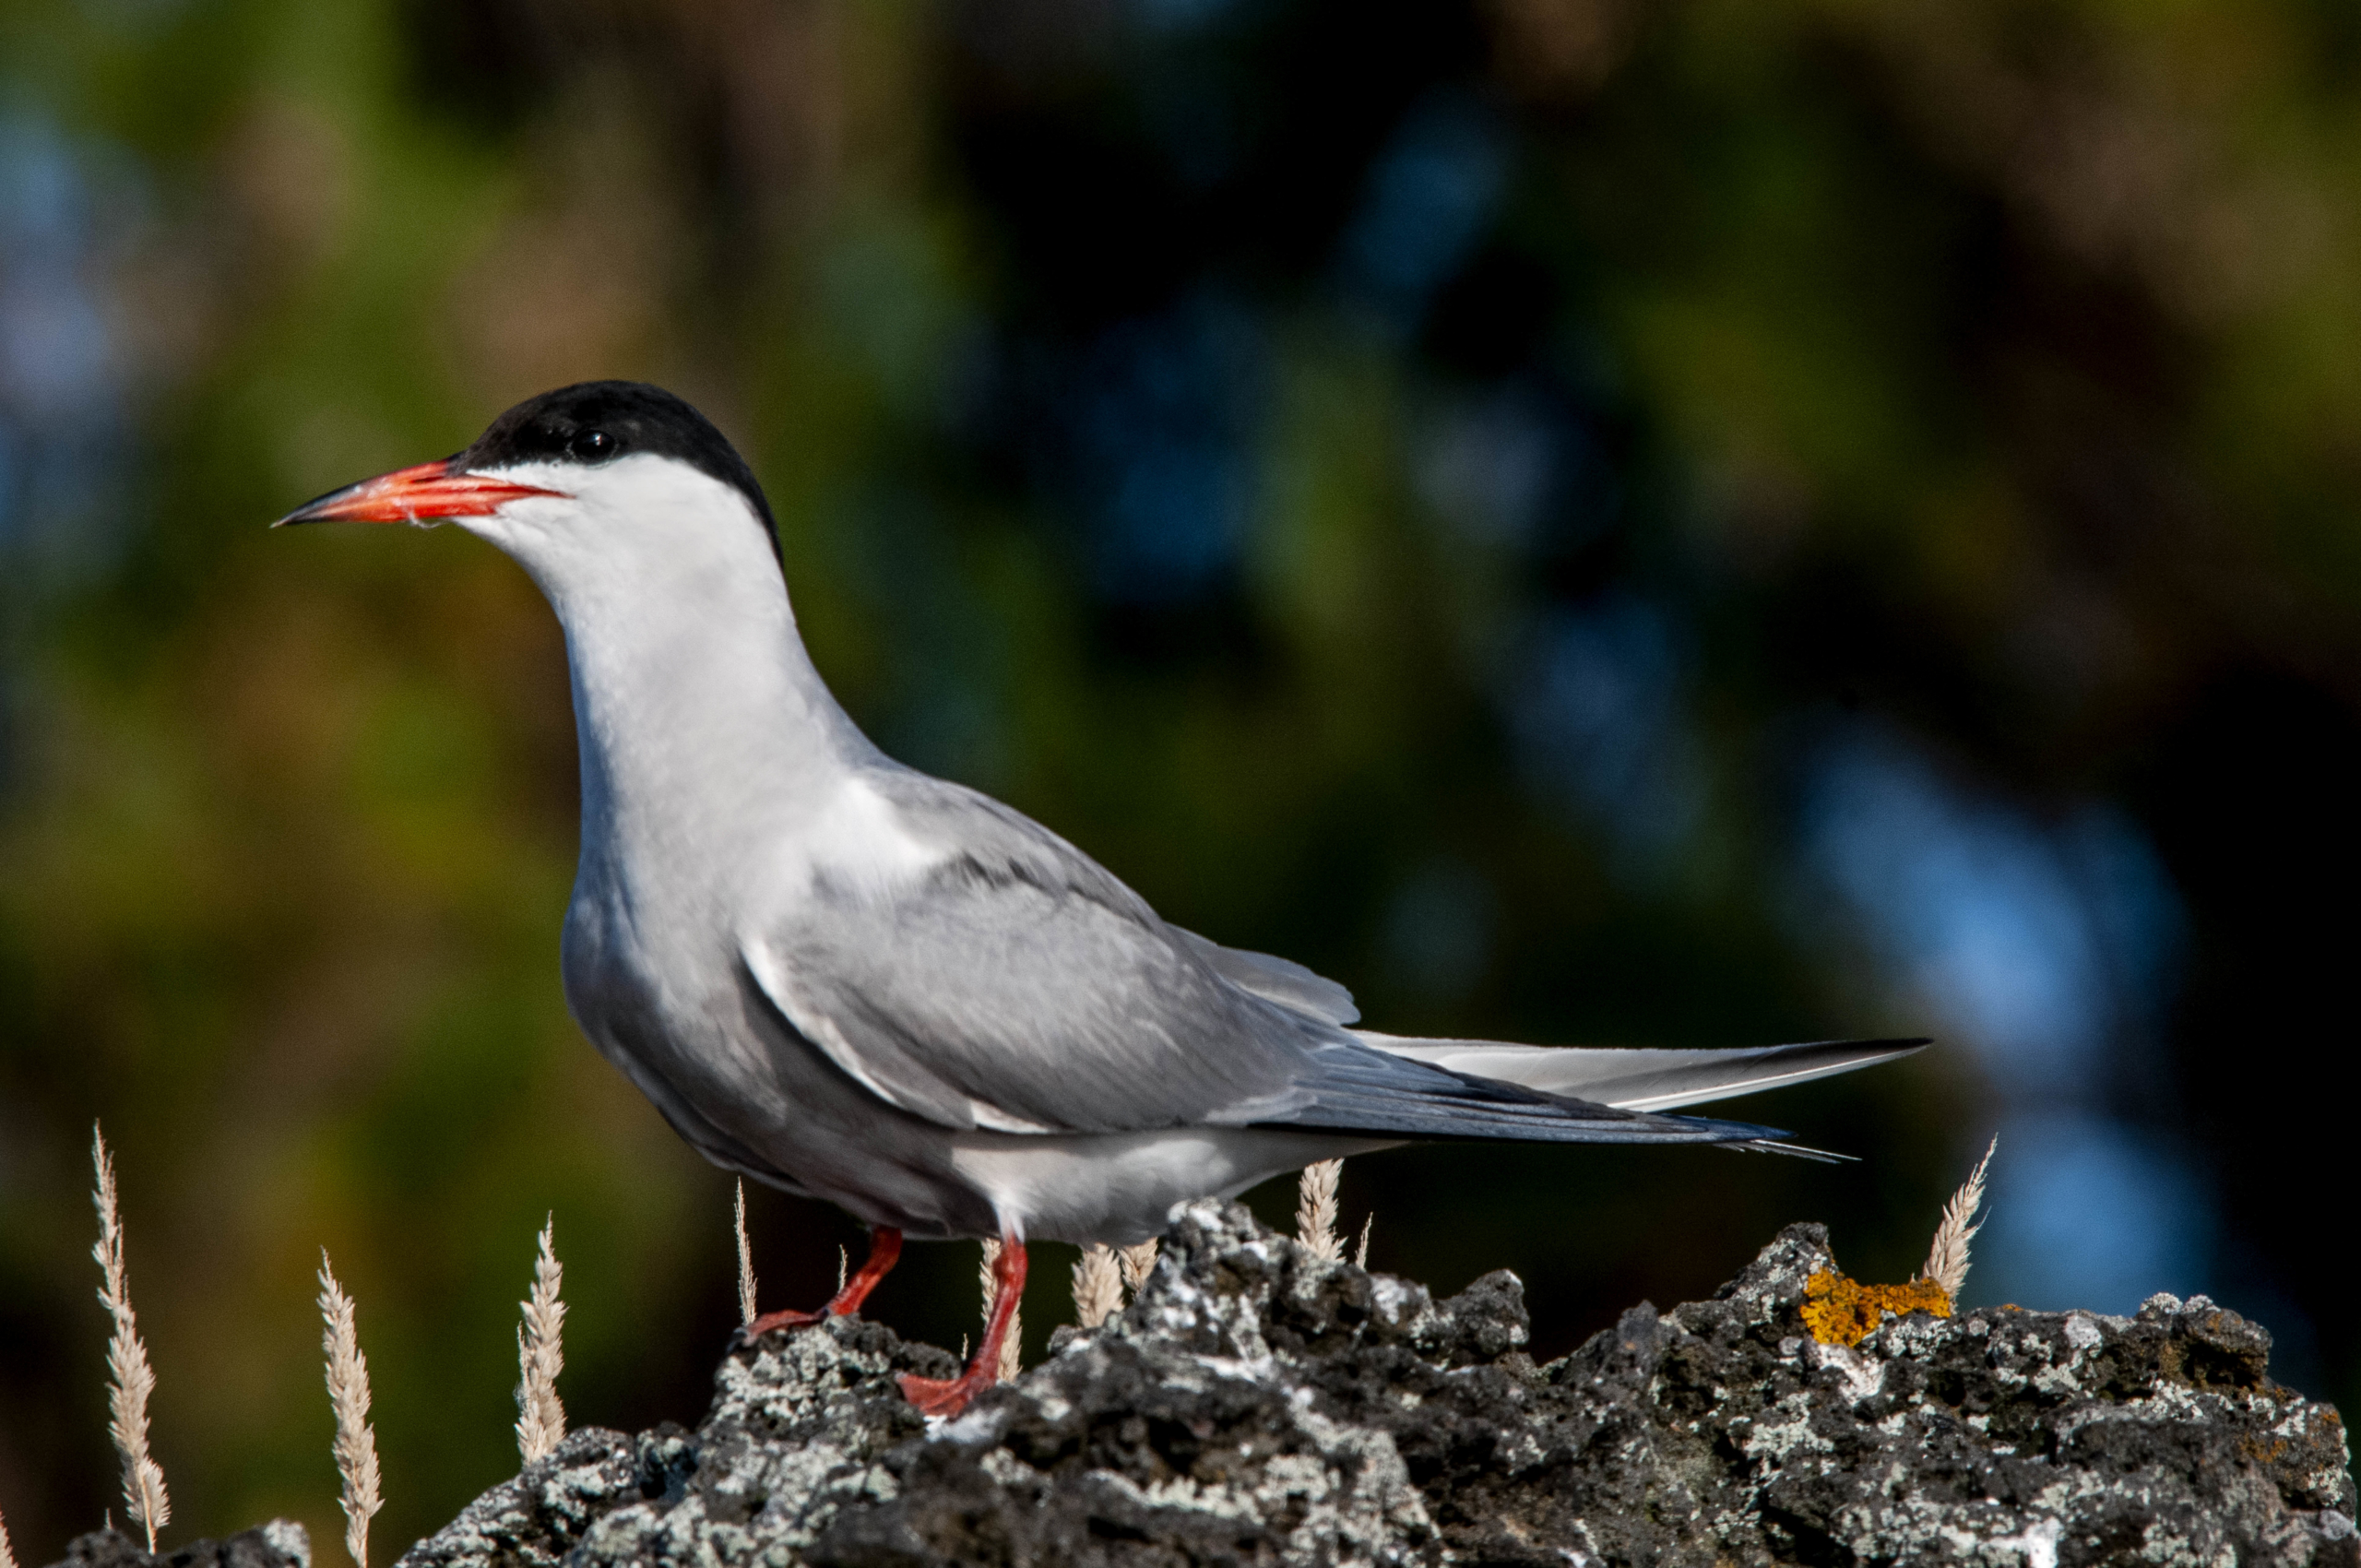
2,0 -> 2354,1555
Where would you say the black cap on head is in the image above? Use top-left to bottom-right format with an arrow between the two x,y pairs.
462,381 -> 778,547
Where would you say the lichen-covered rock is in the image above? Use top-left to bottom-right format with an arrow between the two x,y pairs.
384,1203 -> 2354,1567
43,1521 -> 310,1568
397,1314 -> 950,1568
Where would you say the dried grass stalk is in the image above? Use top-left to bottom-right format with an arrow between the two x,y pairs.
1071,1244 -> 1123,1329
1296,1158 -> 1344,1262
90,1125 -> 169,1551
979,1239 -> 1023,1381
317,1252 -> 383,1568
1353,1213 -> 1373,1270
1921,1135 -> 1999,1301
1,1500 -> 20,1568
1118,1240 -> 1158,1298
733,1182 -> 758,1326
514,1218 -> 567,1464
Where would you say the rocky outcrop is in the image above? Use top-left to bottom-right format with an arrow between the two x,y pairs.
57,1202 -> 2356,1568
399,1201 -> 2355,1566
47,1521 -> 311,1568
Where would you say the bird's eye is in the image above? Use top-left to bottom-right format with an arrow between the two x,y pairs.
569,429 -> 616,462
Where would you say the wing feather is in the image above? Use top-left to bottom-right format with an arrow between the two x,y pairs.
744,845 -> 1312,1134
1169,929 -> 1360,1025
740,766 -> 1819,1151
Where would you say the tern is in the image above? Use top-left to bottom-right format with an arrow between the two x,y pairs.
279,381 -> 1925,1415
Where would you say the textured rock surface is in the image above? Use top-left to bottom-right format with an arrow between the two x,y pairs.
371,1202 -> 2356,1565
44,1521 -> 310,1568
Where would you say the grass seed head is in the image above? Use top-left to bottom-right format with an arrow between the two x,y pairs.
1921,1135 -> 1998,1301
515,1218 -> 567,1465
1296,1158 -> 1344,1263
317,1251 -> 384,1568
90,1125 -> 169,1552
1071,1244 -> 1123,1329
1118,1239 -> 1158,1299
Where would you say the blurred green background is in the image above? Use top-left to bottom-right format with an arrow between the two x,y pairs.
4,0 -> 2358,1555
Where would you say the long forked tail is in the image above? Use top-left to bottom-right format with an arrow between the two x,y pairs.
1358,1034 -> 1929,1115
1233,1034 -> 1928,1160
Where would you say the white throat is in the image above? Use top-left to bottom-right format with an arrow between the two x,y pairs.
464,455 -> 875,875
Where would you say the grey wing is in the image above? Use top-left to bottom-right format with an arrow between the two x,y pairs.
742,768 -> 1793,1148
1169,927 -> 1359,1025
743,850 -> 1320,1134
745,766 -> 1337,1133
881,765 -> 1365,1028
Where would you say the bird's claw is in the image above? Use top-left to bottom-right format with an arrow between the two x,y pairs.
897,1367 -> 998,1419
732,1305 -> 828,1347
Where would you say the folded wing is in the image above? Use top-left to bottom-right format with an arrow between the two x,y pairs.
1169,927 -> 1360,1025
740,767 -> 1797,1149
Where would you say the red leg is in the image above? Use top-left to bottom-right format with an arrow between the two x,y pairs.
742,1227 -> 903,1338
899,1236 -> 1027,1417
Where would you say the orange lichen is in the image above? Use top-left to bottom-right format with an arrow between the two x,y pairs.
1801,1268 -> 1953,1348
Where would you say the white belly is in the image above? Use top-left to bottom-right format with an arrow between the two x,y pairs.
947,1126 -> 1398,1244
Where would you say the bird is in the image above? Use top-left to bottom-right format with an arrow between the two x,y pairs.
277,380 -> 1926,1416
